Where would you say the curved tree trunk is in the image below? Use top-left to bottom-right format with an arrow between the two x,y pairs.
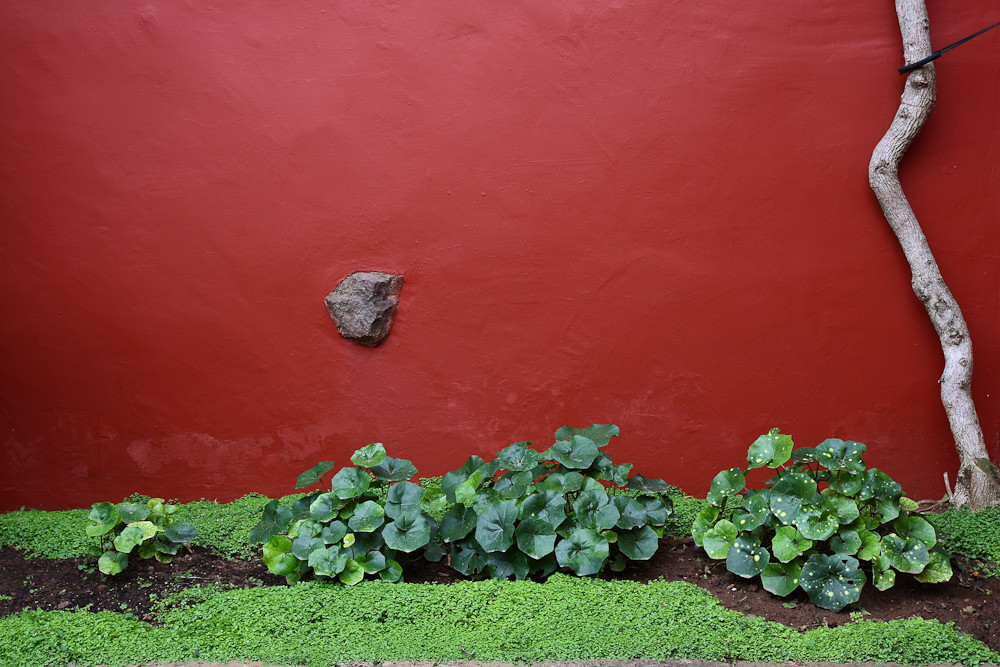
869,0 -> 999,509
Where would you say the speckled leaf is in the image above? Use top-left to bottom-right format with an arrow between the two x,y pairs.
726,536 -> 769,578
893,515 -> 937,548
830,530 -> 862,555
732,490 -> 771,532
881,534 -> 929,574
702,520 -> 738,560
747,429 -> 793,469
706,468 -> 746,506
815,439 -> 867,473
914,550 -> 952,584
799,553 -> 866,612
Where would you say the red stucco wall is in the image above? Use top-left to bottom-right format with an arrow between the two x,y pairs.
2,1 -> 998,511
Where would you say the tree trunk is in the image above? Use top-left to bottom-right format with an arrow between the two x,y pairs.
868,0 -> 999,509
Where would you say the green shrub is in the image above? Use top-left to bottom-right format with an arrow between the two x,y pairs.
85,498 -> 197,575
928,504 -> 1000,570
438,423 -> 673,579
249,442 -> 440,585
0,508 -> 90,558
693,429 -> 951,611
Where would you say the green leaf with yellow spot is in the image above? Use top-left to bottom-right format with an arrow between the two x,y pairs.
706,468 -> 746,506
726,536 -> 769,578
771,525 -> 812,563
761,561 -> 801,597
747,428 -> 794,469
799,553 -> 866,611
702,520 -> 738,559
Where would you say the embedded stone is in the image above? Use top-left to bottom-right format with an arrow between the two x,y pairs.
324,272 -> 403,347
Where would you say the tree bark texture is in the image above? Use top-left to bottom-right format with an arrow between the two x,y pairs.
868,0 -> 999,508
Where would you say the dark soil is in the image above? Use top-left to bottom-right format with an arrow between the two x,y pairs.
1,538 -> 997,655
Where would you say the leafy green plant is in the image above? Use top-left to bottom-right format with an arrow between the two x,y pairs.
437,423 -> 673,580
692,429 -> 952,611
84,498 -> 197,576
249,442 -> 440,585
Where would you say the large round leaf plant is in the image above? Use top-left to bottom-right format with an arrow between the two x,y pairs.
438,423 -> 674,580
693,429 -> 952,611
250,443 -> 442,585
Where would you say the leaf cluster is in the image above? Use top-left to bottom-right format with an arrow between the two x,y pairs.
84,498 -> 198,576
693,429 -> 952,611
437,423 -> 674,579
249,442 -> 439,585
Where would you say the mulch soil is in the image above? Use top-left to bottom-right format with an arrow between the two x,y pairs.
1,536 -> 997,656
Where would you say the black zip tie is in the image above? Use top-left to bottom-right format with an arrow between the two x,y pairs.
899,20 -> 1000,74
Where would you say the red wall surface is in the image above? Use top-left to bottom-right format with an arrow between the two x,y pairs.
2,1 -> 998,511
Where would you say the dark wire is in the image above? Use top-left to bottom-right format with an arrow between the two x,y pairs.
898,20 -> 1000,74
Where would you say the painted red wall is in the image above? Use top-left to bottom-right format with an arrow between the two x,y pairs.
2,1 -> 998,511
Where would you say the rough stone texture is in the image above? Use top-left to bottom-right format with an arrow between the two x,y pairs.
324,271 -> 403,347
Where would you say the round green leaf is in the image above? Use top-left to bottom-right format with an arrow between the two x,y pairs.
250,500 -> 294,544
382,514 -> 431,553
799,553 -> 866,611
440,504 -> 477,541
821,492 -> 860,525
98,551 -> 129,576
761,561 -> 801,597
347,530 -> 383,554
320,521 -> 348,545
495,470 -> 534,500
165,522 -> 197,543
769,472 -> 818,526
475,501 -> 518,552
441,455 -> 486,501
815,438 -> 867,473
450,542 -> 486,576
914,550 -> 953,584
747,429 -> 793,469
350,442 -> 387,468
515,517 -> 557,559
496,442 -> 539,471
641,495 -> 670,526
86,503 -> 122,537
893,515 -> 937,548
291,535 -> 325,560
116,502 -> 150,523
692,504 -> 721,546
795,504 -> 838,541
330,467 -> 371,499
296,460 -> 337,489
263,536 -> 299,576
602,462 -> 634,487
611,496 -> 647,530
310,493 -> 343,522
829,471 -> 864,496
348,500 -> 386,532
354,551 -> 386,574
702,520 -> 738,560
725,536 -> 769,578
617,525 -> 658,561
544,436 -> 600,469
732,489 -> 771,532
553,423 -> 620,448
880,534 -> 929,574
113,525 -> 147,554
830,530 -> 862,555
858,468 -> 902,502
771,525 -> 812,563
519,490 -> 567,530
572,490 -> 619,531
872,555 -> 895,590
385,481 -> 423,520
369,456 -> 419,482
626,475 -> 670,494
856,530 -> 881,561
706,468 -> 746,506
338,558 -> 366,585
554,527 -> 609,576
380,558 -> 403,582
308,546 -> 347,578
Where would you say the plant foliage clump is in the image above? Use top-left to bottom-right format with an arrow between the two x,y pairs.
85,498 -> 197,576
438,423 -> 674,579
249,442 -> 441,585
693,429 -> 952,611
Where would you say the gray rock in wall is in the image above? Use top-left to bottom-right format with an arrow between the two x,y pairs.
324,272 -> 403,347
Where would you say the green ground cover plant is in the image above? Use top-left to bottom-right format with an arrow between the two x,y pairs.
693,429 -> 952,611
84,498 -> 197,575
1,574 -> 996,667
438,423 -> 674,578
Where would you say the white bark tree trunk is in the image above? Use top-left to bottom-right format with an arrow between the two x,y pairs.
868,0 -> 999,508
